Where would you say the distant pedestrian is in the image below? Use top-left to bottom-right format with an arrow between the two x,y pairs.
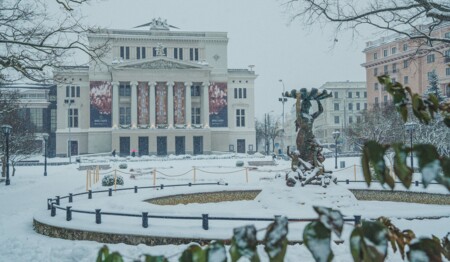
112,149 -> 116,157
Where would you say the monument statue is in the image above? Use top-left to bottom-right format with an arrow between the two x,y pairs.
283,88 -> 336,187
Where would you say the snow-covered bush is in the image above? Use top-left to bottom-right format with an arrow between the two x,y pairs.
102,174 -> 124,186
119,163 -> 127,169
235,160 -> 244,167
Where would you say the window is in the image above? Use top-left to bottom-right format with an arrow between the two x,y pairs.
364,103 -> 367,110
334,103 -> 339,111
236,109 -> 245,127
120,46 -> 124,59
364,91 -> 367,98
403,43 -> 408,51
76,86 -> 80,97
174,48 -> 183,60
375,97 -> 379,104
384,95 -> 388,103
66,86 -> 79,97
356,103 -> 360,110
239,88 -> 242,98
119,106 -> 131,125
446,85 -> 450,97
334,116 -> 340,124
30,108 -> 43,131
391,47 -> 397,54
384,65 -> 388,74
374,68 -> 378,76
374,83 -> 379,90
51,109 -> 56,131
349,116 -> 353,124
120,46 -> 130,59
392,63 -> 397,73
403,60 -> 409,68
404,76 -> 409,84
334,91 -> 339,98
190,48 -> 199,61
243,88 -> 247,98
348,92 -> 352,98
234,88 -> 247,99
119,83 -> 131,97
191,85 -> 201,96
445,32 -> 450,39
446,68 -> 450,76
192,107 -> 201,124
136,47 -> 146,59
348,103 -> 353,111
234,88 -> 237,98
373,52 -> 378,60
427,71 -> 433,79
383,49 -> 388,57
66,86 -> 69,97
427,54 -> 435,63
357,116 -> 361,123
356,91 -> 360,98
68,108 -> 78,128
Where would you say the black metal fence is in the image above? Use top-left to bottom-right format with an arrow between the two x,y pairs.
337,179 -> 440,187
47,182 -> 362,230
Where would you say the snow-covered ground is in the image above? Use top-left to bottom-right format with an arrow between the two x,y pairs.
0,155 -> 448,261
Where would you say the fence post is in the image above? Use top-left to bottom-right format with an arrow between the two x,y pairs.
56,196 -> 60,205
134,186 -> 138,193
108,188 -> 112,197
153,168 -> 156,186
193,166 -> 196,183
69,193 -> 73,203
88,190 -> 92,199
160,184 -> 164,190
346,179 -> 349,185
354,215 -> 362,227
88,170 -> 92,190
142,212 -> 148,228
354,164 -> 356,181
95,209 -> 101,224
114,169 -> 117,191
51,204 -> 56,217
415,181 -> 419,187
96,165 -> 99,183
245,167 -> 249,183
202,214 -> 209,230
47,198 -> 52,210
66,206 -> 72,221
86,170 -> 89,191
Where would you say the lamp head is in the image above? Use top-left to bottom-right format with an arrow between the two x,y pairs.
1,125 -> 12,135
43,134 -> 49,141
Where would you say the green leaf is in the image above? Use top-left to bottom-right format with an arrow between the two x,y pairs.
303,221 -> 333,262
313,206 -> 344,237
363,141 -> 393,189
179,244 -> 205,262
97,245 -> 110,262
392,143 -> 413,188
105,252 -> 124,262
362,145 -> 372,187
205,241 -> 226,262
230,225 -> 260,262
350,221 -> 388,262
264,216 -> 288,262
414,144 -> 442,187
436,157 -> 450,191
411,94 -> 432,124
407,237 -> 443,262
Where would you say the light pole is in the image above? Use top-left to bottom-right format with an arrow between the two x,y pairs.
332,130 -> 340,169
404,122 -> 416,170
2,125 -> 12,186
43,134 -> 49,176
65,95 -> 74,164
278,79 -> 287,154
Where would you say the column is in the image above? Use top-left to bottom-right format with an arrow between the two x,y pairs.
184,82 -> 192,127
167,82 -> 174,127
112,81 -> 119,128
202,82 -> 210,127
149,82 -> 156,128
131,81 -> 138,128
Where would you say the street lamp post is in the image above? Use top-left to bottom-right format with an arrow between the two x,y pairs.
404,122 -> 416,170
332,130 -> 340,169
278,79 -> 287,154
43,134 -> 49,176
65,96 -> 74,164
2,125 -> 12,186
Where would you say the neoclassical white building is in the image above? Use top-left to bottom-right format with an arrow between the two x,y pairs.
54,19 -> 256,156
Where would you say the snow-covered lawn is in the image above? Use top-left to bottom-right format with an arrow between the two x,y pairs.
0,155 -> 448,261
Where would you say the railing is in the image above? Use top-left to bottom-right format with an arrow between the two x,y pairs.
337,179 -> 440,186
47,182 -> 362,230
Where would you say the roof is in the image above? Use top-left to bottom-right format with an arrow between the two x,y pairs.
319,81 -> 366,90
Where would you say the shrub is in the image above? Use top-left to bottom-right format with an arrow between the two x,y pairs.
102,174 -> 124,186
235,160 -> 244,167
118,163 -> 127,169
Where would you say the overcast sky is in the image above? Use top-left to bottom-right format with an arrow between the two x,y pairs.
79,0 -> 371,119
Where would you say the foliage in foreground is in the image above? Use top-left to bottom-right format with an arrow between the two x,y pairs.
96,207 -> 449,262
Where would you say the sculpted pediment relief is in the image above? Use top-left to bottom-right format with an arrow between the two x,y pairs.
120,59 -> 203,70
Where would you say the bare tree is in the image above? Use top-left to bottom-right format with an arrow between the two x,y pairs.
283,0 -> 450,47
0,0 -> 108,82
255,114 -> 283,154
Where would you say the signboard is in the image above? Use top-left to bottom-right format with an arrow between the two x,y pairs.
137,82 -> 149,125
209,82 -> 228,127
155,83 -> 168,125
90,81 -> 112,128
173,83 -> 186,125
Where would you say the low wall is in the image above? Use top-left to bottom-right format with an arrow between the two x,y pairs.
145,190 -> 261,205
349,189 -> 450,205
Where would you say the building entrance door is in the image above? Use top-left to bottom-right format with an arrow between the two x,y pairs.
237,139 -> 245,153
193,136 -> 203,155
119,137 -> 130,156
138,137 -> 149,156
157,136 -> 167,156
175,136 -> 185,155
68,140 -> 78,156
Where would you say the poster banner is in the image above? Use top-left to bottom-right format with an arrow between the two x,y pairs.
137,82 -> 149,126
173,82 -> 186,125
90,81 -> 112,128
209,82 -> 228,127
155,83 -> 168,125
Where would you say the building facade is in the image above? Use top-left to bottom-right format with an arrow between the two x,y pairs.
54,19 -> 256,157
313,81 -> 367,151
362,23 -> 450,107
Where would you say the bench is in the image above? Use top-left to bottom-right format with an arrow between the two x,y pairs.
247,160 -> 276,166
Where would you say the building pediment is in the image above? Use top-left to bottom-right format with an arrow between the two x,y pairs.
115,58 -> 208,70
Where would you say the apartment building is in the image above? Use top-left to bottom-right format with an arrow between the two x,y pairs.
54,18 -> 256,157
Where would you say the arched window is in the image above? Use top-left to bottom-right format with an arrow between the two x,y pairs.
447,84 -> 450,98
